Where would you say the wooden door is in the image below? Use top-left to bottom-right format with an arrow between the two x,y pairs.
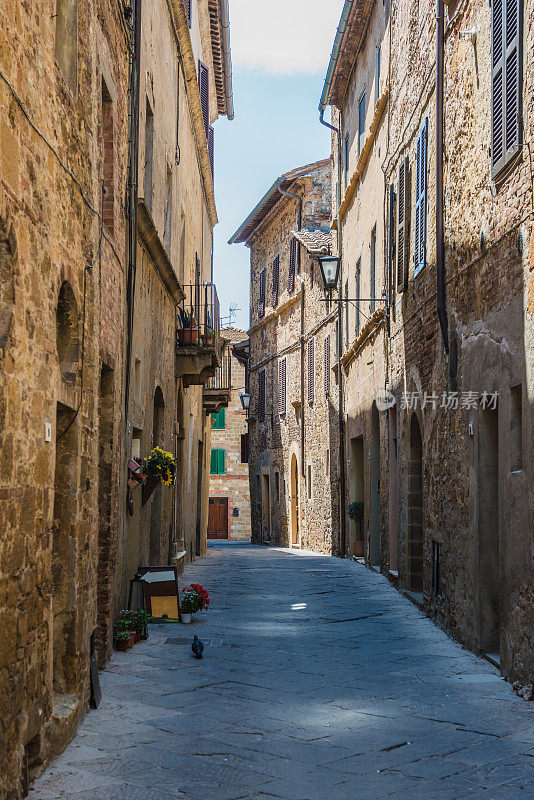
208,497 -> 228,539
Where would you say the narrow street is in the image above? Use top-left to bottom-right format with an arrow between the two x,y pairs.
31,545 -> 533,800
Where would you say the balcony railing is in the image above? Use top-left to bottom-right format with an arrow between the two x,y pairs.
206,349 -> 231,391
177,282 -> 220,345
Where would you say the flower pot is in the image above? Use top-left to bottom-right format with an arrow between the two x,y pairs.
201,333 -> 216,347
115,638 -> 129,652
180,613 -> 192,624
126,631 -> 136,649
178,327 -> 199,346
134,630 -> 141,644
353,540 -> 364,558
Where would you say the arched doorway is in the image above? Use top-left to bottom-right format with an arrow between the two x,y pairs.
290,453 -> 299,546
408,413 -> 423,592
149,386 -> 165,564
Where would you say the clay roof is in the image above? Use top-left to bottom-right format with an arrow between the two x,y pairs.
208,0 -> 234,119
228,158 -> 331,246
291,229 -> 332,255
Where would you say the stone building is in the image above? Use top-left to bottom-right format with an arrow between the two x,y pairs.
321,0 -> 533,685
0,0 -> 233,796
207,328 -> 251,541
230,160 -> 341,553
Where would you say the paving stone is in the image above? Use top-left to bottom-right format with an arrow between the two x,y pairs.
30,545 -> 534,800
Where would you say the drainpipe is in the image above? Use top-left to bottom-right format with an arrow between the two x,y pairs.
124,0 -> 142,416
319,109 -> 347,559
278,186 -> 305,479
436,0 -> 449,354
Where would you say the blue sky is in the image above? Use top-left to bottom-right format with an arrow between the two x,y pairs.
213,1 -> 344,332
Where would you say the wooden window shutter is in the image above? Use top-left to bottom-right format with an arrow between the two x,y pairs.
208,125 -> 214,178
210,448 -> 218,474
278,357 -> 286,415
288,238 -> 296,292
258,369 -> 266,420
491,0 -> 522,177
388,184 -> 396,304
198,61 -> 210,138
324,335 -> 330,395
397,157 -> 409,292
259,268 -> 266,318
307,338 -> 315,405
240,433 -> 249,463
272,255 -> 279,306
219,449 -> 225,474
414,119 -> 428,276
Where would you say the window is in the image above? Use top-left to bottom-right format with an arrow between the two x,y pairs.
101,80 -> 114,235
307,338 -> 315,405
258,268 -> 266,319
491,0 -> 522,177
388,184 -> 396,301
324,335 -> 331,395
307,464 -> 313,499
397,156 -> 409,292
370,226 -> 376,312
358,91 -> 366,155
510,384 -> 522,471
355,259 -> 361,334
278,357 -> 286,415
210,448 -> 225,475
272,255 -> 280,306
240,433 -> 249,463
288,238 -> 297,291
414,119 -> 428,276
258,369 -> 266,421
144,98 -> 154,214
375,43 -> 381,106
198,61 -> 210,138
344,134 -> 350,186
211,407 -> 225,429
432,540 -> 442,597
55,0 -> 78,93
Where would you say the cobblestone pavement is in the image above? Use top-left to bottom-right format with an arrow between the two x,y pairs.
31,544 -> 534,800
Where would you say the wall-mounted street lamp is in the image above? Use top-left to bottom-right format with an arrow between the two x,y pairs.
239,390 -> 251,415
317,255 -> 341,293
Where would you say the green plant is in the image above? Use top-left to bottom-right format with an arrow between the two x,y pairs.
133,609 -> 153,629
181,589 -> 201,614
115,631 -> 130,641
114,609 -> 137,632
182,310 -> 197,328
347,501 -> 364,521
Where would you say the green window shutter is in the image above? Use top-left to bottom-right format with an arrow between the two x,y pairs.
211,408 -> 225,429
218,449 -> 225,474
210,449 -> 218,474
210,449 -> 225,474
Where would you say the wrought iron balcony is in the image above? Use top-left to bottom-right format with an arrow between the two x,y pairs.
176,282 -> 223,387
203,348 -> 232,414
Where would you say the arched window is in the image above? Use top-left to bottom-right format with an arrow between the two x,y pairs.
56,281 -> 79,382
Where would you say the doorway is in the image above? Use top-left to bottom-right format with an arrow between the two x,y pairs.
149,387 -> 165,564
96,365 -> 114,662
262,473 -> 271,542
408,413 -> 424,592
195,440 -> 204,556
478,406 -> 500,655
369,403 -> 380,567
349,436 -> 364,556
208,497 -> 228,539
290,454 -> 299,546
388,406 -> 399,571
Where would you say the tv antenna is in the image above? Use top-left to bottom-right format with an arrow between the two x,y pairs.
221,302 -> 241,327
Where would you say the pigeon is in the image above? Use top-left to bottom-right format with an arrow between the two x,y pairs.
191,635 -> 204,659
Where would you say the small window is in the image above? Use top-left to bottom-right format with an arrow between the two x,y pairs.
211,407 -> 225,430
358,91 -> 366,155
210,448 -> 225,475
432,540 -> 442,597
414,120 -> 428,276
307,464 -> 312,499
240,433 -> 249,463
510,384 -> 522,471
258,369 -> 266,421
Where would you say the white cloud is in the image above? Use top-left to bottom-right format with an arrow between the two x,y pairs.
228,0 -> 345,75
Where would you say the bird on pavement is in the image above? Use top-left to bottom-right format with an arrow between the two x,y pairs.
192,635 -> 204,659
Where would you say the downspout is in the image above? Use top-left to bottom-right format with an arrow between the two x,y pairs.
125,0 -> 142,416
436,0 -> 449,354
319,109 -> 346,559
218,0 -> 234,120
278,186 -> 305,479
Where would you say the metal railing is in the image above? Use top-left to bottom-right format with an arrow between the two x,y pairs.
205,348 -> 231,391
177,282 -> 220,341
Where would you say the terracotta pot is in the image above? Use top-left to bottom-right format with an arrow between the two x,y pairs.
134,630 -> 141,644
201,333 -> 216,346
126,631 -> 136,649
178,327 -> 199,346
353,541 -> 364,558
115,637 -> 129,652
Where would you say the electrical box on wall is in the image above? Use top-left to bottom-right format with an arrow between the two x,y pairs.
45,422 -> 52,442
233,507 -> 239,517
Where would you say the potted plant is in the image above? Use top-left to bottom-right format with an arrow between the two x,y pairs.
114,610 -> 138,645
201,328 -> 217,347
180,583 -> 210,623
142,447 -> 176,504
115,631 -> 131,652
347,501 -> 365,557
177,311 -> 199,346
133,609 -> 153,641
